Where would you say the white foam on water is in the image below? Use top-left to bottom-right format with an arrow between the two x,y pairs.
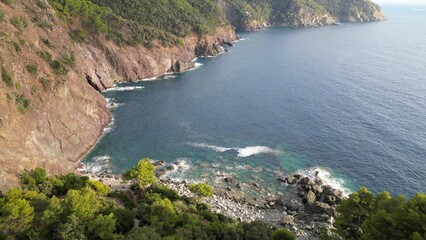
297,167 -> 351,197
103,117 -> 115,134
225,164 -> 251,170
162,75 -> 176,80
187,143 -> 233,152
194,62 -> 203,68
141,76 -> 158,81
187,142 -> 279,158
105,98 -> 124,109
78,155 -> 112,175
172,158 -> 191,172
103,85 -> 144,92
236,146 -> 279,157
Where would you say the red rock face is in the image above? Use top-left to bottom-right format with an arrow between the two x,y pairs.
0,1 -> 237,190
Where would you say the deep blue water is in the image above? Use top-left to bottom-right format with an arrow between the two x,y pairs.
84,6 -> 426,197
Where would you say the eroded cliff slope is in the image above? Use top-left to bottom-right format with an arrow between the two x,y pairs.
0,0 -> 236,190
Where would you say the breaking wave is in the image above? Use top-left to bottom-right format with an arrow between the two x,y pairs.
78,155 -> 112,175
187,142 -> 279,157
297,167 -> 351,197
103,85 -> 144,92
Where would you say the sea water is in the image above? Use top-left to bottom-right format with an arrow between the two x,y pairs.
84,6 -> 426,197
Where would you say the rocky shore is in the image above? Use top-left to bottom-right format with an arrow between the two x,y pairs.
84,160 -> 346,239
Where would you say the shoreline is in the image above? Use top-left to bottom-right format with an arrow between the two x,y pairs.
84,169 -> 344,238
76,39 -> 239,166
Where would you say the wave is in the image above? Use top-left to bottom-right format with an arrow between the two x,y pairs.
103,85 -> 144,92
233,37 -> 249,43
141,76 -> 158,81
187,143 -> 232,152
297,167 -> 351,197
187,142 -> 279,158
237,146 -> 278,157
78,155 -> 112,175
105,98 -> 124,109
103,116 -> 115,134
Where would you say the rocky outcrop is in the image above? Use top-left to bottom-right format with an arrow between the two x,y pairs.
271,0 -> 337,27
219,0 -> 384,30
314,0 -> 386,22
0,0 -> 236,190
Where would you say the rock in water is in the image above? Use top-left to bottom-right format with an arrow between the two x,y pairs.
303,190 -> 316,204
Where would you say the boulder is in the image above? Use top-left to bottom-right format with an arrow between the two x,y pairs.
300,177 -> 312,186
293,174 -> 302,180
306,201 -> 331,214
324,195 -> 336,204
286,176 -> 297,185
303,190 -> 316,204
312,184 -> 323,194
236,182 -> 243,189
285,199 -> 300,212
281,215 -> 295,226
224,177 -> 233,183
277,177 -> 287,182
276,198 -> 284,206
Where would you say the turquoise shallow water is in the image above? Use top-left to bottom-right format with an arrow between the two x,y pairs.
84,6 -> 426,197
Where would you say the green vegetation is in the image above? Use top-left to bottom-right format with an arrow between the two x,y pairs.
36,49 -> 69,75
14,94 -> 31,114
326,187 -> 426,239
13,41 -> 21,53
0,10 -> 6,22
0,164 -> 294,239
47,0 -> 226,46
123,158 -> 157,188
10,16 -> 28,31
26,64 -> 38,74
1,65 -> 14,87
189,182 -> 213,197
272,229 -> 296,240
1,0 -> 14,5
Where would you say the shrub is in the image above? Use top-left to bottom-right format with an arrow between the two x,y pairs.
1,65 -> 13,87
49,60 -> 68,75
15,94 -> 31,114
114,208 -> 135,234
26,64 -> 38,74
10,16 -> 28,31
13,42 -> 21,53
1,0 -> 14,5
107,190 -> 136,209
87,180 -> 110,196
69,29 -> 87,42
61,51 -> 75,66
272,229 -> 296,240
188,182 -> 213,197
124,158 -> 156,188
0,10 -> 6,22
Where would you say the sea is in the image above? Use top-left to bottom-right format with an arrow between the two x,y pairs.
82,6 -> 426,198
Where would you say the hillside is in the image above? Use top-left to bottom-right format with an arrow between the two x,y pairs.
0,0 -> 384,191
0,0 -> 236,190
219,0 -> 385,30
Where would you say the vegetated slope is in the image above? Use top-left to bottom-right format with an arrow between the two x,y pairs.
220,0 -> 385,30
0,0 -> 236,191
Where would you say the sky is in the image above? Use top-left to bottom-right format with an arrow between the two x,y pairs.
374,0 -> 426,5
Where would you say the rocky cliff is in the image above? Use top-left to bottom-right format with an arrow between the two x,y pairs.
219,0 -> 385,30
0,0 -> 236,190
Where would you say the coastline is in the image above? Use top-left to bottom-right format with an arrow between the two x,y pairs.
83,166 -> 344,238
